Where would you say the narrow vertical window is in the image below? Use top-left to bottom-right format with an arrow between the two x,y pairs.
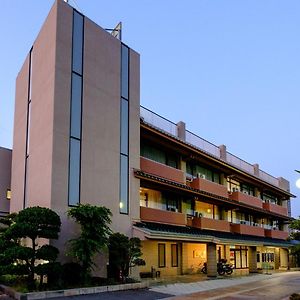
23,48 -> 33,208
158,244 -> 166,268
119,44 -> 130,214
119,155 -> 128,213
171,244 -> 178,267
68,10 -> 84,206
68,138 -> 81,206
72,11 -> 84,75
121,45 -> 129,99
70,73 -> 82,139
120,98 -> 129,155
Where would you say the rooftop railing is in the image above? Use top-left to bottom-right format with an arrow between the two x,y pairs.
140,106 -> 280,189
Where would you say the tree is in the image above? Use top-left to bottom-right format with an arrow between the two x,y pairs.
108,233 -> 145,282
67,204 -> 112,282
0,207 -> 61,287
289,217 -> 300,266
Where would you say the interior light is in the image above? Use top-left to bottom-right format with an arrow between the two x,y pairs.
207,208 -> 211,213
6,189 -> 11,200
119,202 -> 124,209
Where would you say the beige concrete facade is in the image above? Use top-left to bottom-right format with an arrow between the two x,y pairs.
11,0 -> 140,275
0,147 -> 12,216
7,0 -> 294,281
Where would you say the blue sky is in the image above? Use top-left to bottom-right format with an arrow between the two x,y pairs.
1,0 -> 299,216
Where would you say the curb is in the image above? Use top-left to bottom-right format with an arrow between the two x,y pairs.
0,281 -> 149,300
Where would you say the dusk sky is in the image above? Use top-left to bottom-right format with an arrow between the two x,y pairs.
1,0 -> 299,216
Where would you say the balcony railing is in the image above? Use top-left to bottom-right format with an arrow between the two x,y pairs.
191,216 -> 231,232
140,206 -> 186,226
263,202 -> 288,216
264,229 -> 289,240
140,106 -> 282,189
190,177 -> 228,198
140,157 -> 185,184
229,191 -> 263,209
230,223 -> 265,237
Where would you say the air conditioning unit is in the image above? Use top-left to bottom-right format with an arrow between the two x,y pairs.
232,187 -> 239,192
197,173 -> 206,179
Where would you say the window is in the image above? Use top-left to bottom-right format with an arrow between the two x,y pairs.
70,73 -> 82,139
121,45 -> 129,99
119,155 -> 128,213
119,44 -> 130,214
68,138 -> 81,206
120,98 -> 129,155
171,244 -> 178,267
72,11 -> 84,75
158,244 -> 166,267
68,9 -> 84,206
186,162 -> 220,183
257,251 -> 260,263
241,183 -> 254,196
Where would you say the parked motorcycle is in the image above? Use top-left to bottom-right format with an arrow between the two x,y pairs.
201,261 -> 234,275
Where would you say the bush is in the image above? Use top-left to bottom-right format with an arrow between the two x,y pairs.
62,262 -> 82,286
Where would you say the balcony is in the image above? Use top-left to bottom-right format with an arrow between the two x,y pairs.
190,178 -> 228,198
229,191 -> 263,209
230,223 -> 265,237
263,202 -> 288,216
190,216 -> 231,232
140,206 -> 186,226
140,157 -> 185,184
264,229 -> 289,240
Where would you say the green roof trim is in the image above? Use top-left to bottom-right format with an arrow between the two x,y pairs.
134,222 -> 292,248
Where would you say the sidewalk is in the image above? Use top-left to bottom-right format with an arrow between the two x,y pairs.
149,271 -> 288,296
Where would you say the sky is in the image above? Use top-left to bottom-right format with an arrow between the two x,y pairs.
0,0 -> 299,216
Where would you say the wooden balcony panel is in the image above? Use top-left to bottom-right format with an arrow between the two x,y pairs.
229,191 -> 263,209
264,229 -> 289,240
230,223 -> 265,237
140,206 -> 186,226
140,157 -> 185,184
192,216 -> 231,232
263,202 -> 288,216
190,178 -> 228,198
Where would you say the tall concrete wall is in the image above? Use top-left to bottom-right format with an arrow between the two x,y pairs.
0,147 -> 12,215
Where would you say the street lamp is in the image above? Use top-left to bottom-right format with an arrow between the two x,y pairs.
295,170 -> 300,189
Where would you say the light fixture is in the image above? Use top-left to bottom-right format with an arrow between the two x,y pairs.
119,202 -> 123,209
6,189 -> 11,200
207,208 -> 211,214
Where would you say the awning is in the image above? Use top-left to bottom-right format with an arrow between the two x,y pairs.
133,221 -> 292,248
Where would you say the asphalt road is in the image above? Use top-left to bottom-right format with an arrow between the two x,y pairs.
168,272 -> 300,300
49,272 -> 300,300
50,289 -> 172,300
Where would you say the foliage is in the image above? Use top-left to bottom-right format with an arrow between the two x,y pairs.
289,217 -> 300,266
108,233 -> 145,282
0,207 -> 61,287
67,204 -> 112,282
61,262 -> 83,286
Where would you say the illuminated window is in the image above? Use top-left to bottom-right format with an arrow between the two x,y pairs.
6,189 -> 11,200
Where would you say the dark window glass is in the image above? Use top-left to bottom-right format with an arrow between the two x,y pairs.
120,154 -> 128,214
121,45 -> 129,99
68,138 -> 80,206
171,244 -> 178,267
70,73 -> 82,139
72,11 -> 83,75
26,101 -> 31,156
158,244 -> 166,267
120,98 -> 129,155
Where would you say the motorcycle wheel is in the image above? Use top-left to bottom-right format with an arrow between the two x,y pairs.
201,266 -> 207,274
226,268 -> 233,275
217,268 -> 225,276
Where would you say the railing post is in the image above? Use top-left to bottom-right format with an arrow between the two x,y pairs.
177,121 -> 186,141
219,144 -> 227,161
253,163 -> 260,177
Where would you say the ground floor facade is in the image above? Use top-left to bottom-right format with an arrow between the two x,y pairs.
134,221 -> 290,278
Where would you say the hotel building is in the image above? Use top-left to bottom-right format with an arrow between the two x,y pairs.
2,0 -> 295,277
